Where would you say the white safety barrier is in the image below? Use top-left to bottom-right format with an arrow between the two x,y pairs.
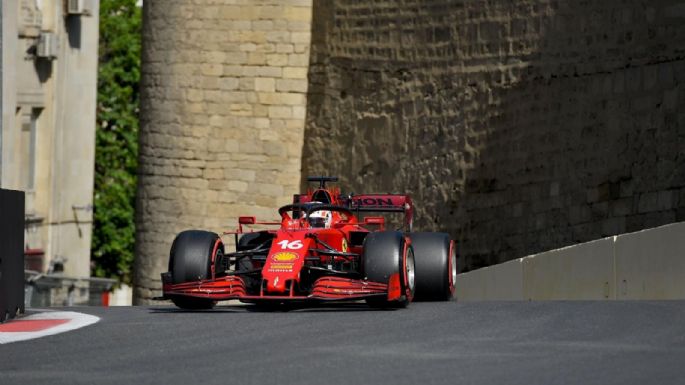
455,221 -> 685,301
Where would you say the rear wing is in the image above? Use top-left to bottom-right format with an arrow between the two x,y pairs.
348,194 -> 414,232
292,192 -> 414,231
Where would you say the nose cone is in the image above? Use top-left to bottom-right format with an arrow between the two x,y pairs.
266,276 -> 288,293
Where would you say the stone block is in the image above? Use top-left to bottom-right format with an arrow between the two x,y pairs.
290,32 -> 310,44
254,66 -> 283,77
266,53 -> 289,66
638,192 -> 659,213
657,190 -> 676,211
611,198 -> 633,216
276,79 -> 308,93
276,43 -> 295,53
287,53 -> 309,66
268,106 -> 292,118
247,52 -> 267,65
255,78 -> 276,92
266,31 -> 291,43
252,20 -> 274,31
219,77 -> 240,90
227,180 -> 249,193
258,92 -> 305,105
294,44 -> 309,53
283,66 -> 308,79
186,89 -> 204,102
292,106 -> 306,119
221,6 -> 259,20
239,43 -> 257,52
282,6 -> 312,21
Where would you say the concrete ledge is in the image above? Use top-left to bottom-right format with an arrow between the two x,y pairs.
523,237 -> 615,300
615,222 -> 685,300
456,221 -> 685,301
456,258 -> 524,301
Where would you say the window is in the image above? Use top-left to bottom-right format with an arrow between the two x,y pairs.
20,108 -> 41,191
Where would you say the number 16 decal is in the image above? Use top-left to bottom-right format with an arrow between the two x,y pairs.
277,240 -> 303,250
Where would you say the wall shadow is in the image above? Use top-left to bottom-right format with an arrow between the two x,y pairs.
303,0 -> 685,271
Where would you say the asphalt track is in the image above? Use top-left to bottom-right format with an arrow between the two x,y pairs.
1,301 -> 684,385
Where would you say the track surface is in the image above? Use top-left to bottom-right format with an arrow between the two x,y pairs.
1,301 -> 684,384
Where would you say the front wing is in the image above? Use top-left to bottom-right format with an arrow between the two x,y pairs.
161,276 -> 393,302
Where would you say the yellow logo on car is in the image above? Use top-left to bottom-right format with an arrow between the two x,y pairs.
272,252 -> 298,262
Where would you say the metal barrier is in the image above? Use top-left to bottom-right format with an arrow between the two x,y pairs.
0,189 -> 25,321
24,271 -> 116,307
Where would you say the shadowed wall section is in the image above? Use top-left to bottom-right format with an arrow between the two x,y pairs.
303,0 -> 685,271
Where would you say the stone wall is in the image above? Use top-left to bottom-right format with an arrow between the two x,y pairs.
303,0 -> 685,271
134,0 -> 312,302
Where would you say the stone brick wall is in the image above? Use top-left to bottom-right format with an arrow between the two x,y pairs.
134,0 -> 312,302
303,0 -> 685,271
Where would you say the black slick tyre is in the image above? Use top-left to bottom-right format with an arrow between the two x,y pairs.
362,231 -> 415,308
168,230 -> 224,309
410,232 -> 455,301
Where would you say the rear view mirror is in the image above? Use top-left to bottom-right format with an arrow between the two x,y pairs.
238,216 -> 256,225
363,217 -> 385,226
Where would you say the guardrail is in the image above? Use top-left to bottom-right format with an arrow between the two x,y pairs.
0,189 -> 25,321
24,270 -> 117,307
456,221 -> 685,300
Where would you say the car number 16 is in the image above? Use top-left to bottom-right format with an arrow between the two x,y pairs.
277,240 -> 303,250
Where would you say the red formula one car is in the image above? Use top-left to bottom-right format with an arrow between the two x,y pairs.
160,176 -> 456,309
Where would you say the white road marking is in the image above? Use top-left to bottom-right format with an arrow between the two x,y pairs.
0,311 -> 100,344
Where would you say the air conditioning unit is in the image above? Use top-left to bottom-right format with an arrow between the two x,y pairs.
37,32 -> 59,59
66,0 -> 92,16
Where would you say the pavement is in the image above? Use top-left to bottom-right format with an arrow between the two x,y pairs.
1,301 -> 684,384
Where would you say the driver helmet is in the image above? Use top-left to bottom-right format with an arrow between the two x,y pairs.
308,208 -> 332,228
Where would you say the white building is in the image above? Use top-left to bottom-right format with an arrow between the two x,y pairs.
1,0 -> 99,281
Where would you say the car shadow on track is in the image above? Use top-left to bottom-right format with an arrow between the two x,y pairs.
147,302 -> 398,314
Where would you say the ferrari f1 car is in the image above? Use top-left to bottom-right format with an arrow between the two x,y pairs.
160,176 -> 456,309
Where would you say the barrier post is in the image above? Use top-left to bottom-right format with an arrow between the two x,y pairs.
0,189 -> 25,321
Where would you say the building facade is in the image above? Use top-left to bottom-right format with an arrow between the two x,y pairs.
1,0 -> 99,281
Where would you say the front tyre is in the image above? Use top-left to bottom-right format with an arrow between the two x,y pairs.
168,230 -> 224,309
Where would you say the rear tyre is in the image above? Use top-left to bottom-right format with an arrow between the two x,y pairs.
169,230 -> 223,310
410,232 -> 455,301
362,231 -> 415,308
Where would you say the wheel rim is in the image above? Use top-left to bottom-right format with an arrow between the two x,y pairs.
406,249 -> 416,294
451,249 -> 457,288
214,248 -> 224,276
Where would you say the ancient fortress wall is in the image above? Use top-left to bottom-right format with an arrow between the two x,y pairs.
135,0 -> 685,301
302,0 -> 685,271
134,0 -> 312,302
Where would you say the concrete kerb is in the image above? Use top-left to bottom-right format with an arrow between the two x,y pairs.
455,221 -> 685,301
614,222 -> 685,300
456,258 -> 524,301
523,237 -> 615,300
